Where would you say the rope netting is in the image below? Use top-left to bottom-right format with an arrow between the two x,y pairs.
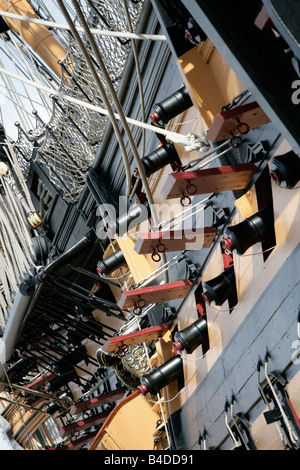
0,163 -> 37,329
14,0 -> 145,200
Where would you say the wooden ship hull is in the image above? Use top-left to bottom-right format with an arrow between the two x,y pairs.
0,0 -> 299,452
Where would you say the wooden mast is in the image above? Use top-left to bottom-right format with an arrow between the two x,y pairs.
0,0 -> 67,77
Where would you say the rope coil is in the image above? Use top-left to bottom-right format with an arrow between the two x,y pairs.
181,133 -> 210,153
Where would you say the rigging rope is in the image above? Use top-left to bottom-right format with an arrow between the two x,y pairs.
0,155 -> 37,327
0,66 -> 210,152
59,0 -> 133,197
0,9 -> 167,41
66,0 -> 169,283
123,0 -> 146,160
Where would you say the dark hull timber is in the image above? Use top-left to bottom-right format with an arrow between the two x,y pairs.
169,244 -> 300,450
180,0 -> 300,153
148,0 -> 300,451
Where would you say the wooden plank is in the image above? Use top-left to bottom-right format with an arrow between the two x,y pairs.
206,101 -> 270,142
254,7 -> 273,30
177,44 -> 228,130
100,324 -> 170,354
24,397 -> 45,407
21,372 -> 55,395
70,388 -> 125,415
161,163 -> 257,200
59,411 -> 110,438
118,280 -> 193,310
46,431 -> 98,450
134,228 -> 217,255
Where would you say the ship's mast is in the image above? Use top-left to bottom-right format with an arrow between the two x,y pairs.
0,0 -> 67,77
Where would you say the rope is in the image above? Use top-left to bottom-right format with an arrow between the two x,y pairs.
0,59 -> 31,131
0,10 -> 167,41
2,0 -> 66,76
66,0 -> 169,282
144,388 -> 182,406
183,132 -> 210,153
159,200 -> 210,233
257,362 -> 287,447
7,30 -> 52,114
0,395 -> 48,414
1,128 -> 36,206
0,66 -> 213,153
0,151 -> 37,325
1,170 -> 35,256
58,0 -> 132,198
191,145 -> 232,171
131,251 -> 185,289
224,408 -> 239,447
229,402 -> 250,450
0,363 -> 36,450
159,194 -> 213,230
123,0 -> 146,159
69,0 -> 158,224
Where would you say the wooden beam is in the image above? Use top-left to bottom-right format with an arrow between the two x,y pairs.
46,431 -> 98,450
69,388 -> 126,415
59,411 -> 110,438
206,101 -> 270,142
134,227 -> 217,256
21,372 -> 55,395
118,280 -> 193,310
100,324 -> 170,354
161,163 -> 257,201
